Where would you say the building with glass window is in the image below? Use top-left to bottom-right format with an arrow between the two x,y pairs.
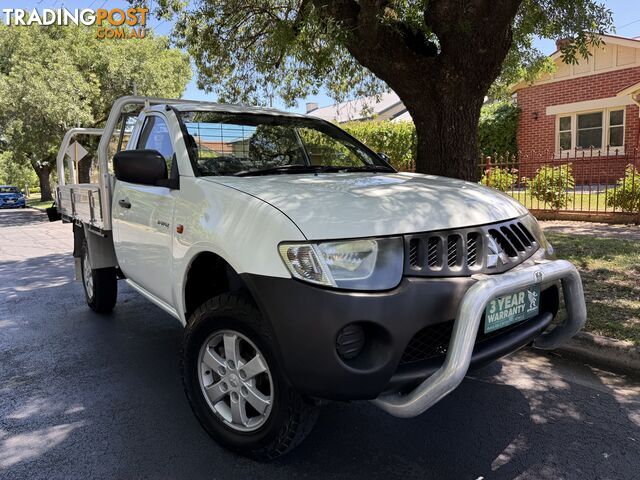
512,34 -> 640,183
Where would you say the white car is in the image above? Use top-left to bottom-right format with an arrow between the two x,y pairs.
55,96 -> 586,460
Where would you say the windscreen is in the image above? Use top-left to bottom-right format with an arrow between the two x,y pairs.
0,187 -> 19,193
179,111 -> 387,176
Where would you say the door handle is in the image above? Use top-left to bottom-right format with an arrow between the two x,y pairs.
118,199 -> 131,209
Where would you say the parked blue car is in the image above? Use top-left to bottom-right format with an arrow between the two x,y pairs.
0,186 -> 27,208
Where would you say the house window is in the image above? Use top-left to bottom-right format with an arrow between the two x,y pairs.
609,110 -> 624,147
558,116 -> 572,150
576,112 -> 603,149
557,108 -> 625,154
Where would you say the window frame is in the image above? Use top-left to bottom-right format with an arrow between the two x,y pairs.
555,107 -> 625,156
136,115 -> 176,161
177,111 -> 390,176
130,113 -> 180,189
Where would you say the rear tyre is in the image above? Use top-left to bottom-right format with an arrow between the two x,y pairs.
182,293 -> 319,460
81,239 -> 117,314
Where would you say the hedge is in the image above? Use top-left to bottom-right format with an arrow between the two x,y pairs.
477,101 -> 519,157
342,121 -> 416,171
340,101 -> 518,172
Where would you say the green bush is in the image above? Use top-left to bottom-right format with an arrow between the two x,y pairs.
606,165 -> 640,213
527,164 -> 575,210
478,101 -> 519,156
340,102 -> 517,171
481,166 -> 518,191
341,120 -> 416,171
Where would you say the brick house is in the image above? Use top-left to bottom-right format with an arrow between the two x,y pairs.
513,34 -> 640,183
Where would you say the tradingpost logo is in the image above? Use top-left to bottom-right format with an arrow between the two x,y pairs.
1,7 -> 149,39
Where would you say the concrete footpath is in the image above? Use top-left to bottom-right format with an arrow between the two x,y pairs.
539,220 -> 640,241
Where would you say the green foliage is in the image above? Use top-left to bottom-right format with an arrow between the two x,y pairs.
154,0 -> 613,106
527,164 -> 575,210
606,165 -> 640,213
491,1 -> 613,99
341,121 -> 416,171
0,24 -> 191,199
0,151 -> 38,189
481,167 -> 518,192
478,102 -> 519,156
154,0 -> 612,179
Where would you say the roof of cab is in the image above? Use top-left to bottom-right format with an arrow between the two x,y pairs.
145,101 -> 311,120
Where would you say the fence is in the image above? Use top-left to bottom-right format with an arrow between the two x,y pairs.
478,148 -> 640,223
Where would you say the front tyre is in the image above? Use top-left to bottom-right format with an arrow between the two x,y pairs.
80,239 -> 117,313
182,293 -> 318,460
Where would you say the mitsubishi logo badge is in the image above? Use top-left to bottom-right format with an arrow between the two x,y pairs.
486,235 -> 509,268
534,270 -> 544,284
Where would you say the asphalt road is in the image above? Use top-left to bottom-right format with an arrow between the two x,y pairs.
1,208 -> 639,480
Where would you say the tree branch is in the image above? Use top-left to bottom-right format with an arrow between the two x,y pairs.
311,0 -> 437,88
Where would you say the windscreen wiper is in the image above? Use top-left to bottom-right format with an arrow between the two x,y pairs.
332,165 -> 395,173
234,164 -> 394,177
234,165 -> 333,177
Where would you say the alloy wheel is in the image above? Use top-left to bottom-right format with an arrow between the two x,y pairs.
83,249 -> 94,300
198,330 -> 273,432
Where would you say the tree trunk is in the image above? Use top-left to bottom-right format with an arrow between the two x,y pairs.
320,0 -> 521,181
406,92 -> 485,181
32,163 -> 53,202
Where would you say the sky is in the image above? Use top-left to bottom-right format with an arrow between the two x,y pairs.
7,0 -> 640,112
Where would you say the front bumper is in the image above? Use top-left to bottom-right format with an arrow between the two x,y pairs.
242,253 -> 583,404
372,259 -> 585,418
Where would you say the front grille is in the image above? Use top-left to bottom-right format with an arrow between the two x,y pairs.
467,233 -> 480,266
399,317 -> 522,365
447,235 -> 459,267
428,237 -> 440,267
401,321 -> 454,364
399,285 -> 559,366
404,217 -> 540,277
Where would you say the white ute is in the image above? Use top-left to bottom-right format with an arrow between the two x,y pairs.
54,96 -> 587,459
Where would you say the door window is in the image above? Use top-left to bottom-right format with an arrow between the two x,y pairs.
136,115 -> 177,186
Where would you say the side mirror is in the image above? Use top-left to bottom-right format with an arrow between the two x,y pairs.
378,152 -> 391,164
113,150 -> 168,186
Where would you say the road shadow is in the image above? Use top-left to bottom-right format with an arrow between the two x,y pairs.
0,253 -> 72,301
1,251 -> 638,479
0,209 -> 48,227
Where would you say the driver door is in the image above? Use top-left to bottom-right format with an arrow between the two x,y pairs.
112,114 -> 178,305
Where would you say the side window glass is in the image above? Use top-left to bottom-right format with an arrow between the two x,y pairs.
136,116 -> 175,173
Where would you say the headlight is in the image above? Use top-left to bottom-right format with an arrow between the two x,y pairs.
279,237 -> 404,290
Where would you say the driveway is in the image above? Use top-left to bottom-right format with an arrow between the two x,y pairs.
1,209 -> 639,480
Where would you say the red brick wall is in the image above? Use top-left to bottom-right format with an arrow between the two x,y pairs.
516,66 -> 640,183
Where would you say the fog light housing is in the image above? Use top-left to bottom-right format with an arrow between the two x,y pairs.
336,324 -> 366,360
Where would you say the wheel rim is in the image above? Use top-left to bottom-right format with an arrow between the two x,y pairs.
198,330 -> 273,432
82,249 -> 94,300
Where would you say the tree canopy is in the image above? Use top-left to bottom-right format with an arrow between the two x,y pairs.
157,0 -> 612,105
154,0 -> 613,180
0,25 -> 191,200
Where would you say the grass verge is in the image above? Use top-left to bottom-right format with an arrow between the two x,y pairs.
510,191 -> 611,212
546,232 -> 640,345
26,197 -> 54,211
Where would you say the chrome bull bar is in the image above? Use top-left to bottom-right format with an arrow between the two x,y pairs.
371,259 -> 586,418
